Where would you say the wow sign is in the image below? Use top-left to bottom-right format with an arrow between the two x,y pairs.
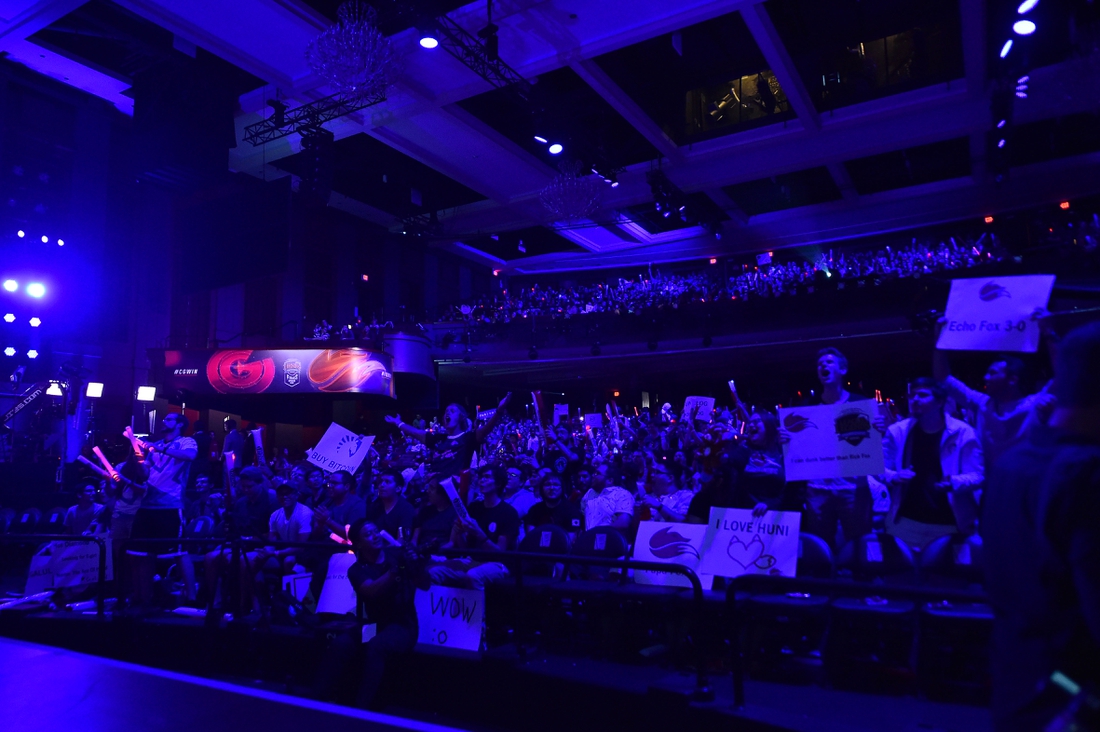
698,508 -> 801,578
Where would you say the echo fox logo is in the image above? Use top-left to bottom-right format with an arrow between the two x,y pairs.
979,282 -> 1011,301
648,527 -> 699,559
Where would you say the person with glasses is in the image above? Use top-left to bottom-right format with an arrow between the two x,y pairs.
310,470 -> 367,542
502,465 -> 538,520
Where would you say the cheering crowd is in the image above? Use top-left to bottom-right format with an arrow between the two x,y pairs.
445,233 -> 1008,323
59,309 -> 1100,725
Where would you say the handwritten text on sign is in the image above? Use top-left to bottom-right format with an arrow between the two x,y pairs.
779,402 -> 884,481
699,507 -> 801,578
414,586 -> 484,651
307,423 -> 374,474
633,521 -> 713,590
937,274 -> 1055,353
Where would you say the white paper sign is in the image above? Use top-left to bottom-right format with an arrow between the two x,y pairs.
682,396 -> 715,422
584,413 -> 604,429
552,404 -> 569,425
779,402 -> 885,481
307,423 -> 374,474
315,552 -> 357,615
633,522 -> 713,590
415,586 -> 484,651
281,572 -> 312,602
937,275 -> 1055,353
25,540 -> 114,594
440,477 -> 469,521
699,508 -> 801,578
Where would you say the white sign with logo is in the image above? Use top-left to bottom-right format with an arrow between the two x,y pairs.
315,551 -> 357,615
415,586 -> 484,651
699,507 -> 801,578
552,404 -> 569,425
937,274 -> 1055,353
24,539 -> 114,595
779,402 -> 885,481
633,521 -> 713,590
682,396 -> 715,422
307,423 -> 374,474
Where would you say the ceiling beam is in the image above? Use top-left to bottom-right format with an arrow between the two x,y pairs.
740,2 -> 819,132
0,0 -> 86,52
959,0 -> 987,97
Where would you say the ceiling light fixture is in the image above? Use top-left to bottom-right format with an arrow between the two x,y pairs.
1000,39 -> 1014,57
2,280 -> 16,292
1013,20 -> 1036,35
27,349 -> 38,359
548,143 -> 563,155
534,136 -> 547,144
1017,0 -> 1039,13
3,314 -> 13,323
16,230 -> 24,238
306,1 -> 396,98
419,35 -> 439,49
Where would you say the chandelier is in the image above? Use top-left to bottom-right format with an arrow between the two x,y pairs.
540,160 -> 602,222
306,1 -> 396,98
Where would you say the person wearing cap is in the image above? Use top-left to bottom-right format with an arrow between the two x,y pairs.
984,321 -> 1100,731
266,482 -> 313,571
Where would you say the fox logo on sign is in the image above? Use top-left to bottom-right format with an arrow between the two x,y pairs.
979,281 -> 1011,301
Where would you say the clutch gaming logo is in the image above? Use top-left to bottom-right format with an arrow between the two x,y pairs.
835,409 -> 872,446
648,527 -> 700,560
206,350 -> 276,394
979,281 -> 1011,301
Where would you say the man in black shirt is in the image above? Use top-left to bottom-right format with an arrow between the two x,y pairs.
314,519 -> 427,710
365,469 -> 416,541
428,466 -> 518,589
524,474 -> 582,541
881,378 -> 983,550
385,394 -> 512,481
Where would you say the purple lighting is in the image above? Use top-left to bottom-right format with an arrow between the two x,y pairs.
1000,40 -> 1013,57
1017,0 -> 1039,13
2,280 -> 16,292
26,283 -> 45,298
1013,20 -> 1036,35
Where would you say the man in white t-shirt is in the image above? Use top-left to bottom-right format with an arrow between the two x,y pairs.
263,483 -> 313,574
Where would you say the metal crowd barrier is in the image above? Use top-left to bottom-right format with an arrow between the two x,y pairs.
0,534 -> 109,616
725,573 -> 990,708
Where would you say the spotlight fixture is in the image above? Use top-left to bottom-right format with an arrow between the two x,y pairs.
46,381 -> 63,397
1017,0 -> 1039,14
40,235 -> 48,243
57,239 -> 64,247
26,283 -> 45,298
16,230 -> 24,238
548,143 -> 563,155
534,135 -> 548,144
419,34 -> 439,49
1013,20 -> 1036,35
3,314 -> 13,323
1000,39 -> 1013,57
3,347 -> 14,357
136,385 -> 157,402
29,317 -> 40,327
528,345 -> 538,360
27,349 -> 38,359
86,382 -> 104,398
3,280 -> 17,292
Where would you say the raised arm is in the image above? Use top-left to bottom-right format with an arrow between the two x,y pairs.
475,392 -> 513,444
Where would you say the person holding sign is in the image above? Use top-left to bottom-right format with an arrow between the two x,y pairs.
728,412 -> 800,517
933,314 -> 1056,469
779,348 -> 881,547
880,378 -> 984,550
314,518 -> 428,710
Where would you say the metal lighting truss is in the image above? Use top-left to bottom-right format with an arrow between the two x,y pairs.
242,88 -> 387,146
433,14 -> 530,104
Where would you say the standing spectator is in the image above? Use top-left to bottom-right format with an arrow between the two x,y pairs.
984,321 -> 1100,731
365,469 -> 415,540
881,378 -> 984,551
385,394 -> 512,480
728,412 -> 799,517
934,321 -> 1056,467
783,348 -> 878,547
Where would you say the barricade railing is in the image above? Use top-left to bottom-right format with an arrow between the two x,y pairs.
433,547 -> 714,701
725,574 -> 989,708
0,534 -> 109,616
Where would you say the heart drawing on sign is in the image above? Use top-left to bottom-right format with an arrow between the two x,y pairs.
726,534 -> 778,571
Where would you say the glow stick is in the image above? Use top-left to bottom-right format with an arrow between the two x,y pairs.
92,446 -> 120,482
76,454 -> 111,480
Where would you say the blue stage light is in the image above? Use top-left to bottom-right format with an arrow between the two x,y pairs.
3,347 -> 14,357
2,280 -> 16,292
548,143 -> 563,155
419,35 -> 438,49
16,230 -> 24,238
1000,39 -> 1013,57
1017,0 -> 1039,14
1013,20 -> 1036,35
26,283 -> 45,298
27,349 -> 38,359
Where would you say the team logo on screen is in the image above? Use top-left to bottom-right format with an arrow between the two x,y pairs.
206,350 -> 276,394
307,349 -> 392,393
283,359 -> 302,388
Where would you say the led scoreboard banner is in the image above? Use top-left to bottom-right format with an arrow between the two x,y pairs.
162,348 -> 395,397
